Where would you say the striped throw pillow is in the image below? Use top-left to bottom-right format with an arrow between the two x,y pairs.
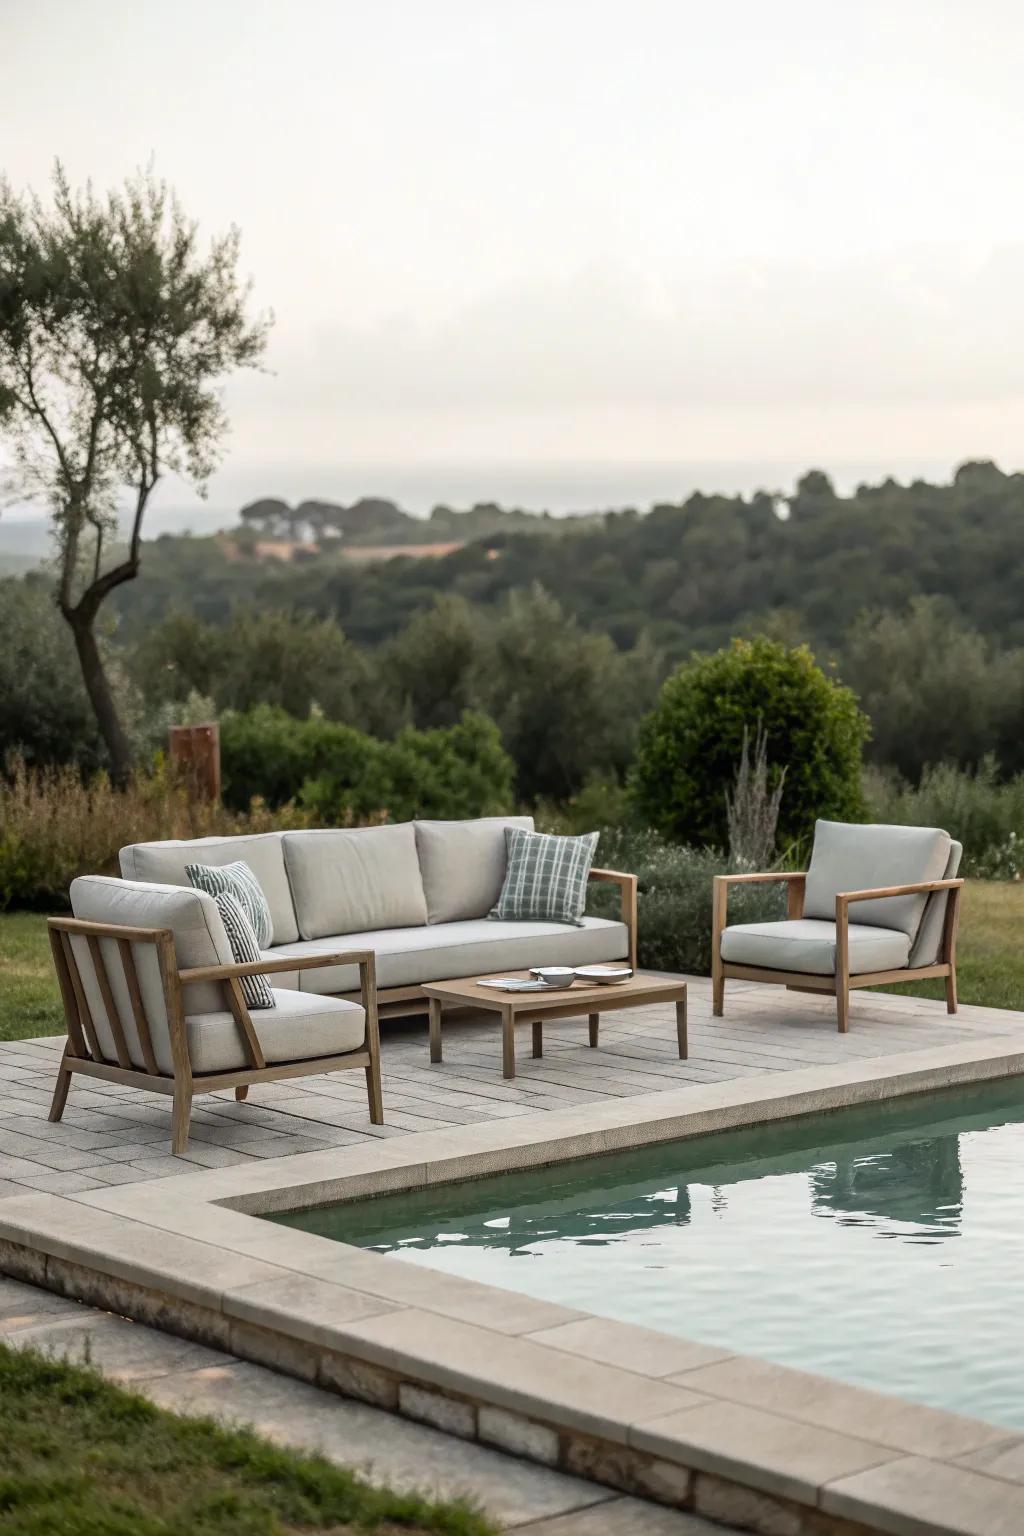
489,828 -> 599,927
213,891 -> 275,1010
186,860 -> 273,948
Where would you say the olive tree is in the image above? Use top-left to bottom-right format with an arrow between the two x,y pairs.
0,165 -> 269,783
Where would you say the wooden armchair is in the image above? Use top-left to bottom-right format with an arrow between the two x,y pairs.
48,876 -> 382,1155
711,821 -> 964,1033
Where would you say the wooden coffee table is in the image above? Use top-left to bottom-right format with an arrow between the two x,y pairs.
422,971 -> 688,1080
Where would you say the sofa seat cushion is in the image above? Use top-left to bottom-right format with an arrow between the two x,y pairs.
415,816 -> 534,924
284,824 -> 428,940
185,988 -> 366,1076
803,821 -> 952,939
720,919 -> 911,977
119,834 -> 298,945
265,916 -> 629,995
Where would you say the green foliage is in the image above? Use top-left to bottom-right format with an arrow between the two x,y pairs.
0,578 -> 103,770
631,638 -> 868,849
845,597 -> 1024,780
0,1341 -> 495,1534
220,705 -> 515,824
587,827 -> 785,975
865,759 -> 1024,879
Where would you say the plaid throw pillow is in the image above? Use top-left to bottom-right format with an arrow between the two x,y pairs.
489,828 -> 599,927
186,860 -> 273,948
213,891 -> 274,1011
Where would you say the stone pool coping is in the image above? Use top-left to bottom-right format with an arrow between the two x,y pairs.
5,1036 -> 1024,1536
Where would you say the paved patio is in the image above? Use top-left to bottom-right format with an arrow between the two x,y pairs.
1,976 -> 1021,1198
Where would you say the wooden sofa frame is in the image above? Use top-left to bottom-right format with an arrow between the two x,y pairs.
335,867 -> 640,1019
711,871 -> 964,1033
46,918 -> 383,1156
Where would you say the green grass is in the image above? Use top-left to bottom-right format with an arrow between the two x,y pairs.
2,882 -> 1022,1045
0,1343 -> 495,1536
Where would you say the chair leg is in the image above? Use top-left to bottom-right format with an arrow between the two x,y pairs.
171,1080 -> 193,1155
945,967 -> 959,1015
365,1057 -> 384,1126
836,982 -> 850,1034
48,1048 -> 74,1123
235,1085 -> 249,1101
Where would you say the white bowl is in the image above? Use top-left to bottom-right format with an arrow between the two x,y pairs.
573,965 -> 634,985
529,966 -> 576,988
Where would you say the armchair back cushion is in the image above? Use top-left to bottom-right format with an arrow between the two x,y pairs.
119,833 -> 298,945
803,821 -> 952,939
283,823 -> 428,940
69,876 -> 234,1075
909,840 -> 963,967
414,816 -> 534,924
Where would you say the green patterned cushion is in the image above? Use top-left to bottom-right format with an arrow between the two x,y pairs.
489,828 -> 599,927
213,891 -> 274,1010
186,860 -> 273,948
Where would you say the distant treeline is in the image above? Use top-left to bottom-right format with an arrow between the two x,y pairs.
108,461 -> 1024,657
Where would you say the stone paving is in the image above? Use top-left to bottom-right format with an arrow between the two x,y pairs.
1,975 -> 1022,1196
0,1273 -> 727,1533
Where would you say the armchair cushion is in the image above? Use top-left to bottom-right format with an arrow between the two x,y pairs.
909,840 -> 963,967
185,988 -> 365,1075
803,821 -> 951,938
720,918 -> 911,976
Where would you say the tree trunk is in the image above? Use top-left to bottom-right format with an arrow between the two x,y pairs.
67,612 -> 134,787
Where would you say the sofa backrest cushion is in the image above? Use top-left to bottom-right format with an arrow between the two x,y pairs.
803,820 -> 952,938
69,875 -> 233,1076
119,833 -> 298,945
283,823 -> 428,940
908,840 -> 963,966
414,816 -> 534,924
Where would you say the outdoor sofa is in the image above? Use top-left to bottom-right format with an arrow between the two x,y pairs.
712,820 -> 963,1032
46,818 -> 635,1153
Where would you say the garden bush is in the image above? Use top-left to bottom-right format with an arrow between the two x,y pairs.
865,759 -> 1024,879
587,825 -> 785,976
221,705 -> 515,823
0,757 -> 311,911
631,637 -> 868,850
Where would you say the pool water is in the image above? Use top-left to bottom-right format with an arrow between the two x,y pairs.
272,1079 -> 1024,1428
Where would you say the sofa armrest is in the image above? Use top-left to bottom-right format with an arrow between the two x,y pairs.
588,867 -> 638,969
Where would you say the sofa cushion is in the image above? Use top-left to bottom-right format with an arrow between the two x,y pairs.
120,834 -> 298,945
213,890 -> 274,1010
265,915 -> 629,995
283,824 -> 428,940
69,875 -> 234,1075
720,918 -> 911,976
185,988 -> 365,1075
491,828 -> 599,926
803,821 -> 951,938
909,840 -> 963,967
415,816 -> 534,924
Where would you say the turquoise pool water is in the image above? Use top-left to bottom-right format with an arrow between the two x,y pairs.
272,1080 -> 1024,1428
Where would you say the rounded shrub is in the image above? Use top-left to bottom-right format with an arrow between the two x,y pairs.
630,637 -> 868,851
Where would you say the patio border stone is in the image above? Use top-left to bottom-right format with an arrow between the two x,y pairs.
3,1036 -> 1024,1536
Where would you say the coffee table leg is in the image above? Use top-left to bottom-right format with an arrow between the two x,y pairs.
676,993 -> 688,1060
588,1012 -> 599,1048
532,1020 -> 543,1058
428,996 -> 443,1064
502,1008 -> 516,1079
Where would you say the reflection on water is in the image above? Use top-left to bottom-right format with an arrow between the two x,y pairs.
272,1079 -> 1024,1428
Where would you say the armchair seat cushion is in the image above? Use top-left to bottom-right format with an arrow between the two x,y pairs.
720,919 -> 911,977
185,988 -> 366,1076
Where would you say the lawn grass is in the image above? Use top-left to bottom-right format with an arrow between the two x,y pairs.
0,1342 -> 495,1536
2,881 -> 1022,1044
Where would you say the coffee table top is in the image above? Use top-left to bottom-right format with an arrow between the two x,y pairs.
422,970 -> 686,1014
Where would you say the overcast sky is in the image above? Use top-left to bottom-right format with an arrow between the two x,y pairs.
3,0 -> 1024,518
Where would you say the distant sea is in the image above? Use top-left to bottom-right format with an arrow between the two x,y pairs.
0,455 -> 969,558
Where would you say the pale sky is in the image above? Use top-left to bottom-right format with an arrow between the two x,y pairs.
3,0 -> 1024,519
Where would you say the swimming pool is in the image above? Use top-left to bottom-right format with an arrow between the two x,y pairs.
272,1078 -> 1024,1429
